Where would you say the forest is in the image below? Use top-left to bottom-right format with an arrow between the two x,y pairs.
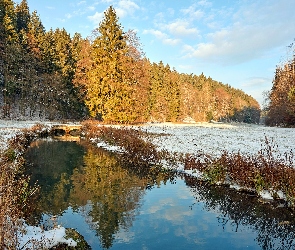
0,0 -> 261,124
265,43 -> 295,126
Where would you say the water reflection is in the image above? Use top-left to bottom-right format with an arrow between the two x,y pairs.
25,140 -> 295,250
184,176 -> 295,250
25,140 -> 175,249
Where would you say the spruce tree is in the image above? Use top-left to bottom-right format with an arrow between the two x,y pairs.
87,6 -> 134,122
16,0 -> 30,33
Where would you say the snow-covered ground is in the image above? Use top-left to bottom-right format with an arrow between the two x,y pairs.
0,120 -> 78,150
0,120 -> 295,155
1,119 -> 294,161
139,122 -> 295,159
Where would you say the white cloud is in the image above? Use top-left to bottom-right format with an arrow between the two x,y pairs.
118,0 -> 139,10
197,0 -> 212,7
116,0 -> 140,18
87,6 -> 95,11
164,20 -> 199,37
181,5 -> 204,20
167,8 -> 175,16
57,18 -> 66,23
143,29 -> 180,46
241,77 -> 270,88
182,0 -> 295,65
143,29 -> 166,40
163,38 -> 181,46
88,11 -> 104,27
100,0 -> 113,3
77,1 -> 86,5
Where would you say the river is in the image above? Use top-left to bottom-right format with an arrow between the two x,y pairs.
24,137 -> 295,250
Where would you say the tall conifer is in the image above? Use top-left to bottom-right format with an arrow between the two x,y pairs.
87,6 -> 134,122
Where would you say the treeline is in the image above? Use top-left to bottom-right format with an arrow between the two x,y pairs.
265,43 -> 295,126
0,1 -> 260,123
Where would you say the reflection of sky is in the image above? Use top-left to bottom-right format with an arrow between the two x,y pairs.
48,203 -> 103,247
51,179 -> 260,250
112,180 -> 260,250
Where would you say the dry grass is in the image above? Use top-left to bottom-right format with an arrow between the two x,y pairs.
81,122 -> 162,167
184,137 -> 295,205
0,124 -> 46,248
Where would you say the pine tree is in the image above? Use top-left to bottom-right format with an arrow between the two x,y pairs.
0,0 -> 18,42
87,6 -> 135,123
0,0 -> 19,117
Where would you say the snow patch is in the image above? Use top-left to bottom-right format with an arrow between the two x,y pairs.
259,190 -> 273,200
96,141 -> 123,152
17,224 -> 77,249
230,184 -> 243,191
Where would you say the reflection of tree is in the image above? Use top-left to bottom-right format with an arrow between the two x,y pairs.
184,175 -> 295,250
25,140 -> 86,219
70,147 -> 148,249
26,140 -> 175,249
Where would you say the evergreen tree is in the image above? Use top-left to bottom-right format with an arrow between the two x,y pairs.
0,0 -> 19,117
0,0 -> 18,42
87,6 -> 135,122
167,69 -> 180,122
15,0 -> 30,33
123,30 -> 150,122
73,37 -> 91,102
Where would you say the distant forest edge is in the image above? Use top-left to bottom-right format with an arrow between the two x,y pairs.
0,1 -> 261,123
265,43 -> 295,127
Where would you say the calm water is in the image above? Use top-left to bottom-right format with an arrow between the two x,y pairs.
25,140 -> 295,250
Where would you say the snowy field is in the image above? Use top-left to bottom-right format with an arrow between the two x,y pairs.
1,120 -> 294,158
139,122 -> 295,159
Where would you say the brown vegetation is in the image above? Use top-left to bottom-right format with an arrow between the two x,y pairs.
184,137 -> 295,205
0,124 -> 45,248
82,123 -> 295,206
266,43 -> 295,126
81,121 -> 162,167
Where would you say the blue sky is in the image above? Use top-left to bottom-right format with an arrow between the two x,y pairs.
15,0 -> 295,106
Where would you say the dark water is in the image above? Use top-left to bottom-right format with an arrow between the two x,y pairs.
25,140 -> 295,250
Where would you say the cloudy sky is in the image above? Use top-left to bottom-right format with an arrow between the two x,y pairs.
15,0 -> 295,106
